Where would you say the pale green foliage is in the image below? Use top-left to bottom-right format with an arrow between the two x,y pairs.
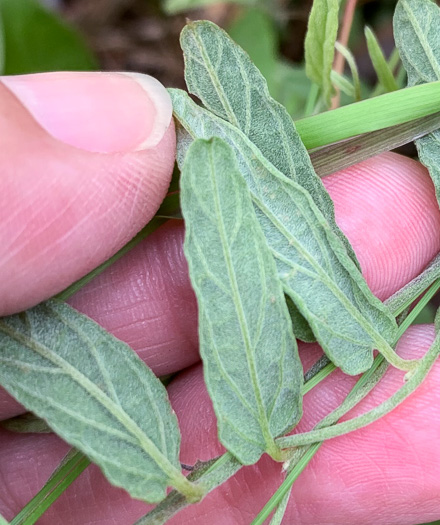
181,138 -> 303,464
0,301 -> 200,503
365,26 -> 398,92
179,20 -> 359,341
304,0 -> 340,106
180,21 -> 355,265
394,0 -> 440,208
171,89 -> 400,375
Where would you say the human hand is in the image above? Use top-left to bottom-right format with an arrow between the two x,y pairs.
0,72 -> 440,525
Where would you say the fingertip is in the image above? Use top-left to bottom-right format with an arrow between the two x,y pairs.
323,152 -> 440,300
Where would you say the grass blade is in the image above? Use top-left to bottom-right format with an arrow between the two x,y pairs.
181,138 -> 303,464
11,449 -> 90,525
296,81 -> 440,149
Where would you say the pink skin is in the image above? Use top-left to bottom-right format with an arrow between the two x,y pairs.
0,72 -> 440,524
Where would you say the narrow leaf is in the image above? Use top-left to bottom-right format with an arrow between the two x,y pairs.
181,138 -> 303,464
365,26 -> 399,92
394,0 -> 440,208
0,301 -> 201,503
171,89 -> 410,376
335,41 -> 361,101
304,0 -> 340,106
179,21 -> 358,268
296,80 -> 440,149
331,70 -> 355,98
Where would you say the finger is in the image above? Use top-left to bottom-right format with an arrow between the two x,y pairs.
0,325 -> 438,525
0,72 -> 175,316
164,325 -> 440,525
1,152 -> 439,421
323,151 -> 440,300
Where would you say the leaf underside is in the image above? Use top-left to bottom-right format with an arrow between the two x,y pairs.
171,89 -> 398,376
179,20 -> 361,342
0,301 -> 183,503
181,138 -> 303,464
394,0 -> 440,207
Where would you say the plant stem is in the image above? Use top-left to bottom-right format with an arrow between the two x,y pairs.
332,0 -> 358,109
251,277 -> 440,524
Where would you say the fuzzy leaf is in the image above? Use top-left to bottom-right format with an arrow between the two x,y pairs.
304,0 -> 340,106
179,21 -> 356,269
171,89 -> 400,375
394,0 -> 440,207
181,138 -> 303,464
179,19 -> 359,342
0,301 -> 201,503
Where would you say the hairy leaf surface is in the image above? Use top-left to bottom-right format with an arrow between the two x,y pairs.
0,301 -> 200,503
181,138 -> 303,464
171,89 -> 399,375
179,21 -> 357,268
394,0 -> 440,207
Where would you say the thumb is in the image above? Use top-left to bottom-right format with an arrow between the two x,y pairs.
0,72 -> 175,316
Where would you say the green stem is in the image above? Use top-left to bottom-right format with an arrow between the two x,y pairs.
251,277 -> 440,524
135,453 -> 241,524
277,331 -> 440,448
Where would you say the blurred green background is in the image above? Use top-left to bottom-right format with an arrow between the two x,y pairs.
2,0 -> 438,523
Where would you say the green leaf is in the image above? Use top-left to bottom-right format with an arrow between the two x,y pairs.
178,19 -> 361,341
334,42 -> 361,101
331,70 -> 355,98
304,0 -> 340,106
0,301 -> 202,503
0,515 -> 9,525
296,81 -> 440,149
179,21 -> 354,263
394,0 -> 440,209
170,89 -> 412,376
0,0 -> 96,74
365,26 -> 399,93
181,138 -> 303,464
